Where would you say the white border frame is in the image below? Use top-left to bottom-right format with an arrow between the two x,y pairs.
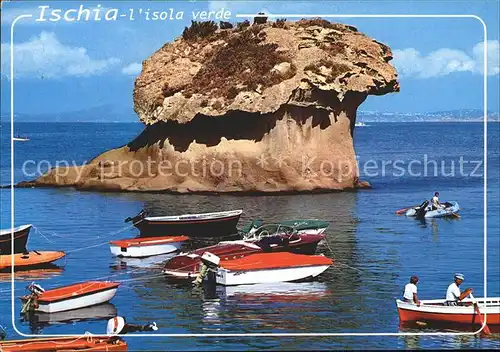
8,10 -> 488,339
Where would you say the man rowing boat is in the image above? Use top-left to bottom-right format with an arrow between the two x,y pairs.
430,192 -> 443,210
402,275 -> 421,305
445,273 -> 472,306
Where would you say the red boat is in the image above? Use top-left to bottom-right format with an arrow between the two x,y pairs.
163,224 -> 325,279
397,297 -> 500,328
0,336 -> 127,351
0,224 -> 31,255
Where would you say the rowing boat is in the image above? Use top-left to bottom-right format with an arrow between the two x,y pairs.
127,209 -> 242,237
405,201 -> 460,219
206,252 -> 333,286
0,251 -> 65,272
109,236 -> 189,258
20,281 -> 119,313
0,336 -> 127,351
396,297 -> 500,326
0,224 -> 32,255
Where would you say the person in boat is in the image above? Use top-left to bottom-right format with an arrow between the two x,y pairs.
402,275 -> 421,305
107,316 -> 158,342
445,273 -> 472,306
430,192 -> 443,210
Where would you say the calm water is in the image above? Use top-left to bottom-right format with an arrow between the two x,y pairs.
0,122 -> 499,350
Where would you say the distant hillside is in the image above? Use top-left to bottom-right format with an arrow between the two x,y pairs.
358,109 -> 499,122
0,105 -> 138,123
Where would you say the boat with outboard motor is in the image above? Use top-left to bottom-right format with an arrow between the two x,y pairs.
396,297 -> 500,327
0,224 -> 32,255
239,219 -> 329,236
126,209 -> 242,237
405,200 -> 460,219
163,224 -> 325,279
198,252 -> 333,286
20,281 -> 120,313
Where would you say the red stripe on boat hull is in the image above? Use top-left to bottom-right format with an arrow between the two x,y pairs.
398,307 -> 500,325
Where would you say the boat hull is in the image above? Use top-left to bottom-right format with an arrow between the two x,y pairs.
0,224 -> 31,255
0,337 -> 127,352
0,251 -> 65,272
216,264 -> 331,286
135,214 -> 241,238
396,298 -> 500,326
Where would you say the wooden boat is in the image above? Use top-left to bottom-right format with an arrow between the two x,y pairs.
127,209 -> 242,237
109,236 -> 189,258
20,281 -> 119,313
163,225 -> 325,279
396,297 -> 500,326
405,201 -> 460,218
208,252 -> 333,286
0,336 -> 127,351
0,251 -> 65,272
0,224 -> 31,255
239,219 -> 329,236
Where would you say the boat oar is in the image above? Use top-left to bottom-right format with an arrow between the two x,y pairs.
395,205 -> 417,215
450,212 -> 461,219
470,293 -> 491,335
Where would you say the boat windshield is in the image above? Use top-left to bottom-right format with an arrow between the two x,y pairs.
243,224 -> 296,240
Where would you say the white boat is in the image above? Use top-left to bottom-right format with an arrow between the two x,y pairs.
397,297 -> 500,326
201,252 -> 332,286
20,281 -> 119,313
12,137 -> 29,142
355,122 -> 367,127
109,235 -> 189,258
406,201 -> 460,218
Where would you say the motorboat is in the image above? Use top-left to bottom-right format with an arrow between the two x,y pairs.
405,200 -> 460,219
0,224 -> 32,255
0,336 -> 127,351
109,235 -> 189,258
239,219 -> 329,236
0,251 -> 65,272
126,209 -> 243,237
20,281 -> 119,313
202,252 -> 333,286
396,297 -> 500,327
163,224 -> 325,279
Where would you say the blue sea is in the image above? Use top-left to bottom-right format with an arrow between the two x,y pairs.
0,122 -> 499,350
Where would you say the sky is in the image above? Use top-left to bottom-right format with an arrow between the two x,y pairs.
0,0 -> 499,119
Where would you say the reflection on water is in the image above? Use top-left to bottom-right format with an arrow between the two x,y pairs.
0,265 -> 63,282
23,303 -> 118,334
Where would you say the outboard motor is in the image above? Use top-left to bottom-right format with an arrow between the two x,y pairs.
125,209 -> 147,223
415,200 -> 429,219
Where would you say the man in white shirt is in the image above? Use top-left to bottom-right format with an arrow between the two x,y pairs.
446,273 -> 472,306
431,192 -> 442,210
403,275 -> 420,305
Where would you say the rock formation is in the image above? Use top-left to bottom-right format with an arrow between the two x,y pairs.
24,18 -> 399,193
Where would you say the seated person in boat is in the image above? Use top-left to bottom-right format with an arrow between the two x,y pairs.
107,316 -> 158,342
430,192 -> 443,210
402,275 -> 420,305
445,273 -> 472,306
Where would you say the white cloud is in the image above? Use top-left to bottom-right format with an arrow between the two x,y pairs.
393,40 -> 500,78
1,31 -> 120,79
122,62 -> 142,75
